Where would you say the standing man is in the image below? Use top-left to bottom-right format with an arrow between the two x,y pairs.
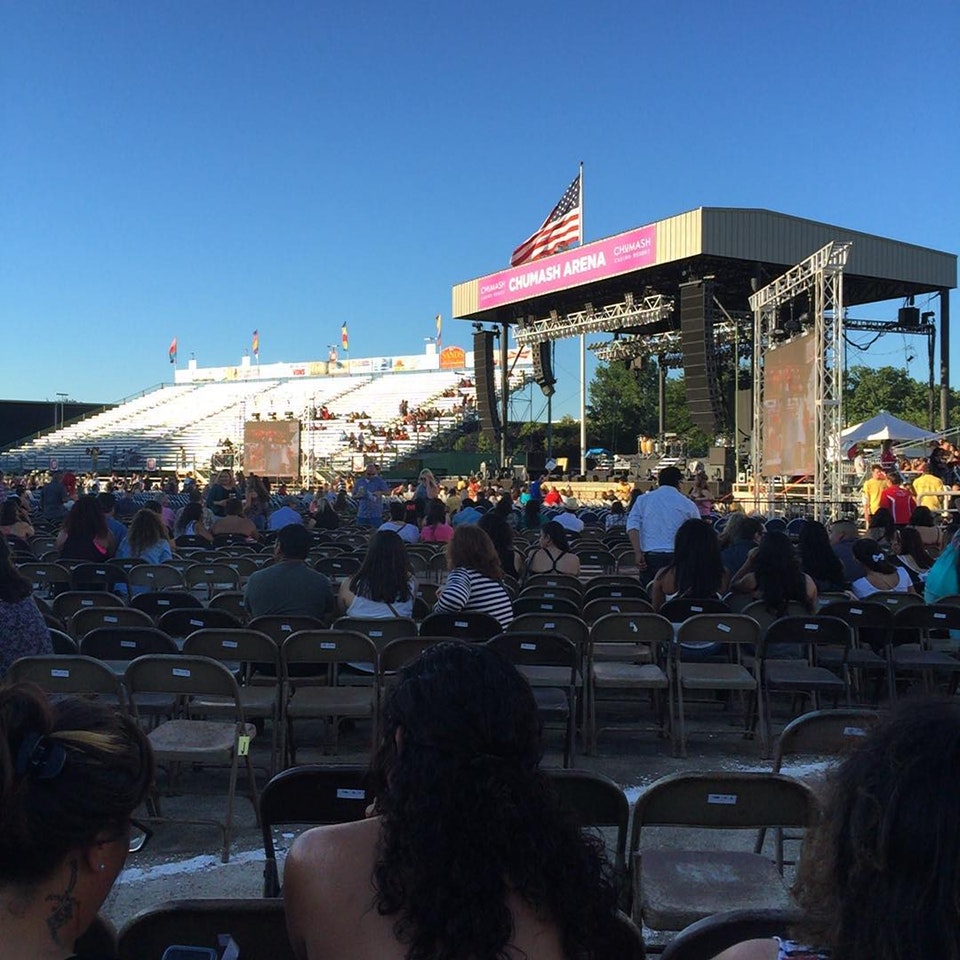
626,466 -> 701,584
861,463 -> 889,526
879,472 -> 916,527
353,462 -> 388,528
39,471 -> 69,522
911,460 -> 945,512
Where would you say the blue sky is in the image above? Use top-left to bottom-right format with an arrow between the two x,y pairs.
2,0 -> 957,421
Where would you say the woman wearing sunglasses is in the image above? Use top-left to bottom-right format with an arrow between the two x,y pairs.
0,683 -> 154,959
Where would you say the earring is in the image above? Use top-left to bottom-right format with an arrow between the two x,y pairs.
99,864 -> 106,872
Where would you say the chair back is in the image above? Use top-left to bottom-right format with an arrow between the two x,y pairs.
69,562 -> 125,593
523,572 -> 583,595
248,615 -> 326,646
282,629 -> 378,674
660,597 -> 730,623
774,708 -> 880,772
419,610 -> 503,640
158,607 -> 242,639
127,564 -> 187,593
513,595 -> 582,617
125,653 -> 243,702
80,626 -> 178,660
659,908 -> 801,960
53,590 -> 126,628
49,628 -> 79,654
867,590 -> 925,614
5,654 -> 125,702
590,612 -> 674,648
332,616 -> 418,651
117,899 -> 295,960
760,615 -> 852,661
130,590 -> 204,621
208,590 -> 249,624
183,628 -> 280,678
379,636 -> 439,675
507,612 -> 590,651
582,597 -> 654,623
71,606 -> 155,640
18,562 -> 72,599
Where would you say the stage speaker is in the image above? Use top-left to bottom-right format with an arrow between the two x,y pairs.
708,445 -> 735,481
681,279 -> 727,434
532,341 -> 556,396
898,306 -> 920,327
473,331 -> 501,448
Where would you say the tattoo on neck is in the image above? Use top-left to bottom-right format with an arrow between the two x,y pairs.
45,858 -> 80,945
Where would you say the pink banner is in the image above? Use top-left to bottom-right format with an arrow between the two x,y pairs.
478,224 -> 656,310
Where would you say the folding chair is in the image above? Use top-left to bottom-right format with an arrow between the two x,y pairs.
588,613 -> 673,752
53,590 -> 125,632
127,564 -> 187,594
582,596 -> 654,624
818,600 -> 894,701
419,610 -> 503,641
17,561 -> 72,600
513,595 -> 582,617
523,572 -> 583,595
209,590 -> 249,624
487,632 -> 578,767
117,899 -> 295,960
659,908 -> 802,960
185,562 -> 241,602
130,590 -> 204,622
660,596 -> 730,623
183,628 -> 284,775
125,654 -> 260,862
575,547 -> 617,577
80,626 -> 178,660
248,614 -> 327,679
549,769 -> 630,903
281,630 -> 379,761
6,654 -> 126,707
867,590 -> 925,615
314,556 -> 362,583
758,617 -> 851,739
332,615 -> 418,653
518,584 -> 584,607
49,628 -> 79,654
629,772 -> 816,934
672,614 -> 765,757
259,764 -> 370,896
158,607 -> 242,640
889,604 -> 960,693
70,605 -> 155,641
69,562 -> 126,594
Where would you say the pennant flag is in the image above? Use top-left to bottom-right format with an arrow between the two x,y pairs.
341,323 -> 349,352
252,329 -> 259,358
510,174 -> 581,266
435,314 -> 442,351
169,337 -> 177,364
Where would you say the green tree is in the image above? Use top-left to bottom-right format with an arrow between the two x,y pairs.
664,376 -> 711,456
843,365 -> 931,427
587,361 -> 658,451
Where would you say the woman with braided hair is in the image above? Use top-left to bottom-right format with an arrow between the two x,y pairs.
284,641 -> 623,960
0,683 -> 154,958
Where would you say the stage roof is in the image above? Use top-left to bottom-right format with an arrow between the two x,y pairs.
451,206 -> 957,324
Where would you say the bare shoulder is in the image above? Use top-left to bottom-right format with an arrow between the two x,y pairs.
287,817 -> 380,879
712,938 -> 781,960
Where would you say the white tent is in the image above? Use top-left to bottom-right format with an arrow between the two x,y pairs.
841,410 -> 936,447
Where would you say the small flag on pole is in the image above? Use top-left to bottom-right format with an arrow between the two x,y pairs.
341,323 -> 349,352
435,314 -> 442,351
510,174 -> 582,266
252,330 -> 259,359
169,337 -> 177,364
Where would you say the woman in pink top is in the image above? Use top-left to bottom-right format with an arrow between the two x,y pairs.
419,499 -> 452,543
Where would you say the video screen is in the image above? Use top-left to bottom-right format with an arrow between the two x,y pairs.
762,332 -> 816,477
244,420 -> 301,476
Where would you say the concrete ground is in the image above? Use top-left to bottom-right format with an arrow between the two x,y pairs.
103,699 -> 832,947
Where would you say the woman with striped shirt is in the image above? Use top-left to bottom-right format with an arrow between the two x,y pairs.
434,525 -> 514,630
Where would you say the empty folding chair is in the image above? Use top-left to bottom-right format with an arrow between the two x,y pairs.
158,607 -> 242,641
419,610 -> 503,641
6,654 -> 125,707
126,564 -> 187,594
889,604 -> 960,694
71,605 -> 155,642
130,590 -> 204,623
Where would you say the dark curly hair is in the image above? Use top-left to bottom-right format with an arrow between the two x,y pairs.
671,518 -> 724,596
754,530 -> 811,614
792,697 -> 960,959
798,520 -> 845,588
371,642 -> 620,960
350,530 -> 414,604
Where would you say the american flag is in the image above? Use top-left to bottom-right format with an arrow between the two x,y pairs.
510,175 -> 581,267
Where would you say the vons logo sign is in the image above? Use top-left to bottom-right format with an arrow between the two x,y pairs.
439,346 -> 466,369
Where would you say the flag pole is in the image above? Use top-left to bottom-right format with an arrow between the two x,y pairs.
578,161 -> 587,478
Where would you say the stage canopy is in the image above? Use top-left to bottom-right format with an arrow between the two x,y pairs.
841,410 -> 937,447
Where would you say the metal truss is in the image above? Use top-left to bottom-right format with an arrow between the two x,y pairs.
589,318 -> 750,368
514,294 -> 673,345
749,241 -> 851,520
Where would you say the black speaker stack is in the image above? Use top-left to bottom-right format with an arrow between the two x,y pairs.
680,279 -> 727,434
473,331 -> 501,448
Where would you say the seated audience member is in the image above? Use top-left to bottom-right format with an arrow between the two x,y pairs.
0,683 -> 154,958
268,496 -> 305,531
434,526 -> 514,629
284,641 -> 621,960
650,518 -> 728,610
520,497 -> 544,532
0,536 -> 51,677
866,506 -> 895,548
478,507 -> 518,581
378,501 -> 420,544
115,509 -> 174,591
731,530 -> 817,612
891,525 -> 934,585
720,515 -> 764,577
828,519 -> 865,583
554,497 -> 585,534
338,530 -> 416,618
849,538 -> 915,598
174,500 -> 214,543
543,485 -> 562,507
419,498 -> 453,544
311,496 -> 340,531
797,520 -> 847,593
0,498 -> 34,546
713,697 -> 960,960
524,520 -> 581,580
55,494 -> 114,561
244,523 -> 333,620
604,499 -> 626,531
211,498 -> 260,540
907,504 -> 943,556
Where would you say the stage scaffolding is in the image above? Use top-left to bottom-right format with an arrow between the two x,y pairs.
750,241 -> 851,520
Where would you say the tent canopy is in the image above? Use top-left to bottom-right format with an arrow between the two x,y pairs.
841,410 -> 936,447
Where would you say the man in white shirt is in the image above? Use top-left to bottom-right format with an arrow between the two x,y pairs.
626,466 -> 701,584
